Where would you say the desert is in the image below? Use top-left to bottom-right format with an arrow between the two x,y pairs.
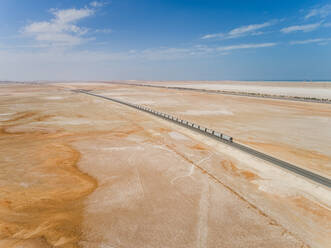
0,81 -> 330,248
2,1 -> 331,247
133,81 -> 331,99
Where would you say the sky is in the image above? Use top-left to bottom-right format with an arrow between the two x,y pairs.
0,0 -> 331,81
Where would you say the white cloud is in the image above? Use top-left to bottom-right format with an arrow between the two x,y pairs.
52,8 -> 94,23
228,22 -> 271,37
0,42 -> 277,68
202,22 -> 272,40
0,41 -> 278,80
290,38 -> 331,45
137,42 -> 277,59
306,4 -> 331,19
90,1 -> 105,7
216,43 -> 277,51
23,8 -> 95,46
202,33 -> 224,39
280,22 -> 321,33
95,28 -> 112,34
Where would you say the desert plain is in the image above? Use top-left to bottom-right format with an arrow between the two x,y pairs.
0,81 -> 330,248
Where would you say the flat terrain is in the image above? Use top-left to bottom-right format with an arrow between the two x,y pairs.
0,82 -> 330,248
85,82 -> 331,178
130,80 -> 331,99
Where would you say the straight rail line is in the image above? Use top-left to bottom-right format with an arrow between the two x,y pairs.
107,81 -> 331,104
77,90 -> 331,188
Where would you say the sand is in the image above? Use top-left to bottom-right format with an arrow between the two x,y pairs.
133,80 -> 331,99
0,82 -> 330,248
94,82 -> 331,178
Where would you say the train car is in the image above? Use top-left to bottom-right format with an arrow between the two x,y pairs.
206,129 -> 213,134
222,134 -> 233,142
214,132 -> 221,138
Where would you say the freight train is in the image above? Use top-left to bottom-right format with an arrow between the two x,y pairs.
77,90 -> 233,143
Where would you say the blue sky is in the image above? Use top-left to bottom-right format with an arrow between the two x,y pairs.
0,0 -> 331,81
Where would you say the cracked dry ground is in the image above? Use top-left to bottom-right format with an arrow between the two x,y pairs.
0,83 -> 330,248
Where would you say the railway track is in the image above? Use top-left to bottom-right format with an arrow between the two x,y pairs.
77,89 -> 331,188
107,81 -> 331,104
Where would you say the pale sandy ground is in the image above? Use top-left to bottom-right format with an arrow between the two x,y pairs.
88,82 -> 331,179
0,83 -> 330,248
130,80 -> 331,99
